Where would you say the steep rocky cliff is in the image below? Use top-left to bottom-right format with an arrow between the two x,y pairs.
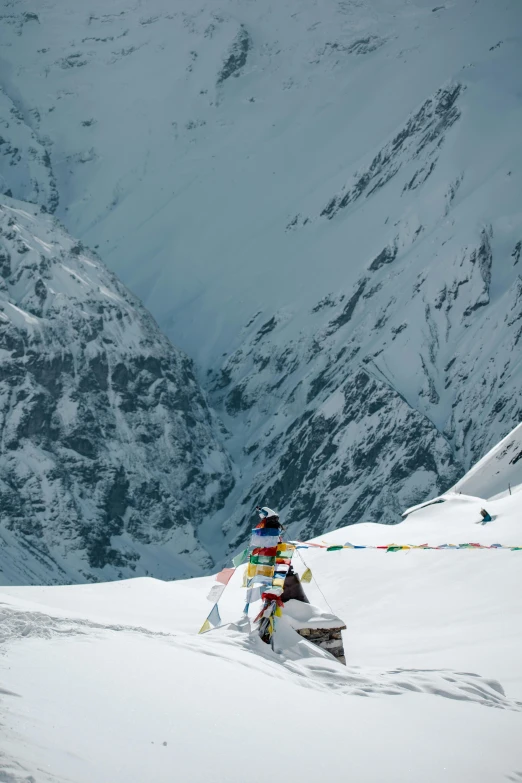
0,198 -> 233,584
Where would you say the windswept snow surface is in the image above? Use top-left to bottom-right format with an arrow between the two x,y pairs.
1,492 -> 521,782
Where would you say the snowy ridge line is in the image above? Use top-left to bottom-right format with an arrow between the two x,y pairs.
453,422 -> 522,488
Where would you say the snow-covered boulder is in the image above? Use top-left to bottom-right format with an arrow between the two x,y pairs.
283,599 -> 346,664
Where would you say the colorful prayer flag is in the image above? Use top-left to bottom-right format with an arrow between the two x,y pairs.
252,547 -> 278,557
301,568 -> 312,583
249,555 -> 276,566
247,575 -> 274,587
232,548 -> 250,568
247,563 -> 275,579
198,603 -> 221,634
206,584 -> 225,603
208,603 -> 221,627
252,527 -> 282,537
250,532 -> 280,548
246,585 -> 264,603
216,567 -> 235,585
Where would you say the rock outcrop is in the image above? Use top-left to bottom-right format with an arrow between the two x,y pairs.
0,198 -> 233,584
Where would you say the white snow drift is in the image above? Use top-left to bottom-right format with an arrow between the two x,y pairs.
1,442 -> 521,782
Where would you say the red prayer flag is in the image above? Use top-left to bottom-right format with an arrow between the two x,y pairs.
215,567 -> 235,585
261,592 -> 284,606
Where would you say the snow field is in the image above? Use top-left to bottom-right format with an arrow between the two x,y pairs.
1,488 -> 521,781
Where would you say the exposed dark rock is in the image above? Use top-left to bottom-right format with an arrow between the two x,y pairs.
218,26 -> 251,84
327,278 -> 367,332
369,243 -> 398,272
296,627 -> 346,664
320,83 -> 462,220
253,316 -> 277,343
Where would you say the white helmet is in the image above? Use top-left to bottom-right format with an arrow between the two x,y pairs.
257,506 -> 279,519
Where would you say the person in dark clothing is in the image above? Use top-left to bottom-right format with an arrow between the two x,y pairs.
480,508 -> 492,522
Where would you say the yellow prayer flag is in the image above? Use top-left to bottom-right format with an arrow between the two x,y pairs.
301,568 -> 312,583
198,619 -> 211,634
272,577 -> 285,588
275,605 -> 283,617
241,568 -> 248,587
247,563 -> 275,579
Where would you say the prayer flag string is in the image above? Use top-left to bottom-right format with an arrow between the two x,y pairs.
291,541 -> 522,551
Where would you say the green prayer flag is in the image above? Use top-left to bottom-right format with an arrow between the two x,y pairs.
232,548 -> 249,568
249,555 -> 276,566
326,545 -> 344,551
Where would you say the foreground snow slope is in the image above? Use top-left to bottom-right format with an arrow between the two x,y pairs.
1,490 -> 521,782
1,0 -> 521,541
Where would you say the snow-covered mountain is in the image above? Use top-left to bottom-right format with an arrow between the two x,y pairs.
452,420 -> 522,500
0,197 -> 233,584
1,0 -> 521,566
